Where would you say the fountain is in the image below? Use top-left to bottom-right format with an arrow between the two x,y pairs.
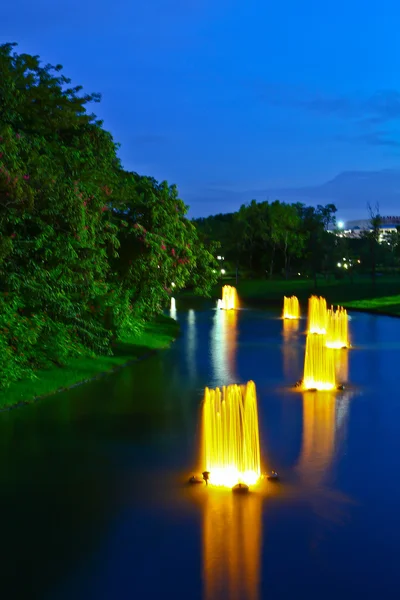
303,333 -> 336,391
326,306 -> 349,349
307,295 -> 327,334
201,381 -> 261,488
169,297 -> 177,320
283,295 -> 300,319
218,285 -> 239,310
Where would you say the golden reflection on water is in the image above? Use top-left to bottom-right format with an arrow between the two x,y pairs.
187,309 -> 197,380
282,318 -> 301,381
211,308 -> 238,385
203,489 -> 262,600
335,348 -> 349,385
298,391 -> 336,485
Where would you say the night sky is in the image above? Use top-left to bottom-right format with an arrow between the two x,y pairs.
2,0 -> 400,221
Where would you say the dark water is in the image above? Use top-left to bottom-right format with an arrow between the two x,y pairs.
1,305 -> 400,599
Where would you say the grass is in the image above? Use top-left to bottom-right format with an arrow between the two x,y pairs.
0,314 -> 179,410
342,295 -> 400,316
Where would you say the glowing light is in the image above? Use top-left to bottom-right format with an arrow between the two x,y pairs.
220,269 -> 226,274
338,221 -> 344,229
217,255 -> 222,260
203,490 -> 262,600
307,296 -> 328,334
218,285 -> 239,310
201,381 -> 261,487
326,306 -> 349,349
170,297 -> 177,320
303,333 -> 336,391
171,282 -> 176,287
283,295 -> 300,319
211,308 -> 238,384
337,262 -> 342,268
343,263 -> 348,269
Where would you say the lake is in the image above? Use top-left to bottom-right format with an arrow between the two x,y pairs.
1,303 -> 400,599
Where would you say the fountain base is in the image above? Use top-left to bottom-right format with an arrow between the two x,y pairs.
188,475 -> 203,485
232,483 -> 249,493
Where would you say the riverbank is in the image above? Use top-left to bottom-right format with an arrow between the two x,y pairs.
0,314 -> 179,411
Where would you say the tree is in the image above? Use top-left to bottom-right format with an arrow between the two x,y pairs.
363,202 -> 382,285
0,43 -> 219,389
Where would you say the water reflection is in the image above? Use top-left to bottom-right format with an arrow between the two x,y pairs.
187,310 -> 197,381
202,490 -> 262,600
335,348 -> 349,385
282,318 -> 301,381
297,391 -> 337,486
210,309 -> 238,385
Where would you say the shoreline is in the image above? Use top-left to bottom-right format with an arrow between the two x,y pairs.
0,314 -> 179,412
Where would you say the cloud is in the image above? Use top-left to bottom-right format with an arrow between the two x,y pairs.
258,84 -> 400,124
185,170 -> 400,219
337,130 -> 400,148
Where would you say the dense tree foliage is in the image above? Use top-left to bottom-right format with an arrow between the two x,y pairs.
194,199 -> 400,282
0,43 -> 218,388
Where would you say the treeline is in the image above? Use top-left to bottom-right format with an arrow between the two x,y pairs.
0,43 -> 218,389
194,200 -> 400,281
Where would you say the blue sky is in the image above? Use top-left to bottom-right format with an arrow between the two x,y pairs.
2,0 -> 400,221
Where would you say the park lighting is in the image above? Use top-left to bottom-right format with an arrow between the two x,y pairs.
171,282 -> 176,287
357,259 -> 361,264
217,255 -> 222,260
337,262 -> 342,267
221,269 -> 226,275
338,221 -> 344,229
343,263 -> 348,269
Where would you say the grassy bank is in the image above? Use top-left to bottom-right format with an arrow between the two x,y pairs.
194,275 -> 400,316
0,314 -> 179,410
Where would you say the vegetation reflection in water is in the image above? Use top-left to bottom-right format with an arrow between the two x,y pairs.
201,381 -> 261,488
283,295 -> 300,319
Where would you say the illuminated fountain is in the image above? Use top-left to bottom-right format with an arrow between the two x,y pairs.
326,306 -> 349,349
307,295 -> 327,334
218,285 -> 239,310
170,297 -> 177,320
303,333 -> 336,391
283,295 -> 300,319
201,381 -> 261,488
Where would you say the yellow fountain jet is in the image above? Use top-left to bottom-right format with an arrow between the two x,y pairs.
307,295 -> 328,334
303,333 -> 336,391
283,295 -> 300,319
201,381 -> 261,488
218,285 -> 239,310
326,306 -> 349,349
